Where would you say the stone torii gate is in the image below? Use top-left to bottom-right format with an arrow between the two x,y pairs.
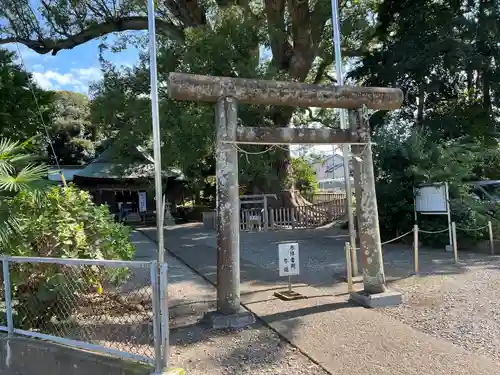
168,73 -> 404,327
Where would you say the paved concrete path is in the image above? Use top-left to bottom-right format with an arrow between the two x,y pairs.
139,224 -> 500,375
131,231 -> 330,374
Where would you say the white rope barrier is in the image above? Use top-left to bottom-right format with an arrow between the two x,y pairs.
455,224 -> 489,232
418,228 -> 450,234
381,230 -> 414,245
343,220 -> 495,292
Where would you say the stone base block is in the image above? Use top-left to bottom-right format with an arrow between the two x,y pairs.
274,290 -> 307,301
349,289 -> 403,308
202,309 -> 255,329
152,368 -> 185,375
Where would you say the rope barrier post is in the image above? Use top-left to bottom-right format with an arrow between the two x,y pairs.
413,224 -> 419,275
345,242 -> 353,293
488,220 -> 494,255
350,235 -> 358,277
452,222 -> 458,263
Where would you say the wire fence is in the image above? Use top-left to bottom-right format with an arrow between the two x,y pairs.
0,256 -> 168,370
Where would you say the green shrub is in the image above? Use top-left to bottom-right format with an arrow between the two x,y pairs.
373,127 -> 497,248
4,185 -> 134,329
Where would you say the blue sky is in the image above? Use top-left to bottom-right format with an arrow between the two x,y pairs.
6,33 -> 274,96
6,33 -> 142,94
4,32 -> 337,156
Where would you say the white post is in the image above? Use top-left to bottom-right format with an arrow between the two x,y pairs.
488,220 -> 494,255
3,260 -> 14,337
446,182 -> 453,249
330,0 -> 357,276
147,1 -> 168,372
413,224 -> 419,275
147,0 -> 165,264
345,242 -> 353,293
452,221 -> 458,263
150,262 -> 162,373
263,196 -> 269,231
159,263 -> 170,369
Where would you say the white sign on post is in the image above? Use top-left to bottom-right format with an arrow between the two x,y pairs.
138,192 -> 147,212
414,182 -> 453,250
415,184 -> 448,214
278,243 -> 300,276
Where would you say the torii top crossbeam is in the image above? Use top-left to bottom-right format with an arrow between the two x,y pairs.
168,73 -> 404,110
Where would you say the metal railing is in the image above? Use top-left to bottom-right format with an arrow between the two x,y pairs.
0,256 -> 169,372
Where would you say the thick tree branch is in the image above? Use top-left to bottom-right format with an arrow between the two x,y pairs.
264,0 -> 293,70
0,16 -> 184,55
288,0 -> 314,80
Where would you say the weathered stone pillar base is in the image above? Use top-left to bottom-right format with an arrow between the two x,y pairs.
349,290 -> 403,308
215,96 -> 241,315
348,108 -> 402,307
349,109 -> 387,295
202,309 -> 255,329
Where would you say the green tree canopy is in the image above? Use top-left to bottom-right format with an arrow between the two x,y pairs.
50,90 -> 96,165
0,49 -> 53,143
0,0 -> 381,203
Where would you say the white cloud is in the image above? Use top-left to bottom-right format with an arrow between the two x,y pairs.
32,71 -> 74,90
72,67 -> 102,82
31,67 -> 103,93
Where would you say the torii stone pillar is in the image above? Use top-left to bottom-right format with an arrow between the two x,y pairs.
168,73 -> 404,325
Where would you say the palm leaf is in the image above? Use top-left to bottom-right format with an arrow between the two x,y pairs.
0,201 -> 21,246
0,136 -> 52,244
0,163 -> 50,193
0,138 -> 21,157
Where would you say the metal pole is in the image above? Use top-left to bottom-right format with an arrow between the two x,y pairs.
288,275 -> 292,293
488,220 -> 495,255
147,0 -> 165,265
160,263 -> 170,370
413,224 -> 419,275
452,221 -> 458,263
330,0 -> 357,276
149,262 -> 161,373
3,259 -> 14,337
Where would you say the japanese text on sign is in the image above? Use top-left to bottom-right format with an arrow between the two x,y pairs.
278,243 -> 300,276
138,192 -> 147,212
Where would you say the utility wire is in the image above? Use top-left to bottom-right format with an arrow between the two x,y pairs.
14,42 -> 67,186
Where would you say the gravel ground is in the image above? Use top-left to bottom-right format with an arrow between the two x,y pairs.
166,254 -> 330,375
380,253 -> 500,361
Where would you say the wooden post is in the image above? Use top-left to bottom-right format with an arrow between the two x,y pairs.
215,96 -> 240,314
263,196 -> 269,231
413,224 -> 419,274
349,109 -> 386,294
452,221 -> 458,264
345,242 -> 353,293
488,220 -> 494,255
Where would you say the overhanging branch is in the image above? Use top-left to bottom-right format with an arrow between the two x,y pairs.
0,16 -> 184,55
